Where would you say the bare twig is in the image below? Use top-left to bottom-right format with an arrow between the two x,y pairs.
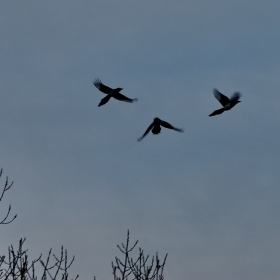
0,239 -> 78,280
40,246 -> 78,280
111,230 -> 168,280
0,169 -> 78,280
0,169 -> 17,225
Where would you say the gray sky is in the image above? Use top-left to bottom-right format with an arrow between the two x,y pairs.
1,1 -> 280,279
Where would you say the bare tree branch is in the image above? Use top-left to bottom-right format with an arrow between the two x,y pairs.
0,239 -> 78,280
111,230 -> 168,280
0,169 -> 17,225
0,169 -> 78,280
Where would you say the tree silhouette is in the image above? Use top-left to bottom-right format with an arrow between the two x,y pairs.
0,169 -> 78,280
111,230 -> 168,280
1,169 -> 168,280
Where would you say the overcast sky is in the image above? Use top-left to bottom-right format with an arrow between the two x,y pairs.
1,1 -> 280,280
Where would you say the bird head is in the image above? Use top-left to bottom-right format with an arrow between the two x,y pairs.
115,87 -> 123,92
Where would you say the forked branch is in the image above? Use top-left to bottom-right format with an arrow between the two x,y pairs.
0,239 -> 78,280
0,169 -> 17,225
112,230 -> 167,280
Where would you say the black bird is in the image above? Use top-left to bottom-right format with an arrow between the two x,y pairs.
137,117 -> 183,141
209,88 -> 241,117
93,79 -> 138,107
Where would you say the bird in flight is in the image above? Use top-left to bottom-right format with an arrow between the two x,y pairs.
93,79 -> 138,107
137,117 -> 183,141
209,88 -> 241,117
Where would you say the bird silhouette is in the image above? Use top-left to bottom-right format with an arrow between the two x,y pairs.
209,88 -> 241,117
93,79 -> 138,107
137,117 -> 183,141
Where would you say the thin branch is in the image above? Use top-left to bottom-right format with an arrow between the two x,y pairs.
111,231 -> 168,280
1,239 -> 78,280
0,169 -> 17,225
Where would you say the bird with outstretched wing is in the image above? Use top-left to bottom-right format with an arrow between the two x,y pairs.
209,88 -> 241,117
93,79 -> 138,107
137,117 -> 183,141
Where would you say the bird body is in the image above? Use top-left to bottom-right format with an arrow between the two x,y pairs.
137,117 -> 183,141
209,88 -> 241,117
93,79 -> 138,107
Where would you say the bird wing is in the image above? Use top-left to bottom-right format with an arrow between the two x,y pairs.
98,95 -> 111,107
159,120 -> 184,132
137,123 -> 154,141
93,79 -> 113,94
114,93 -> 138,103
213,88 -> 230,107
230,92 -> 241,102
209,108 -> 225,117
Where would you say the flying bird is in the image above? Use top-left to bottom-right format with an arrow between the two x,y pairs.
137,117 -> 183,141
93,79 -> 138,107
209,88 -> 241,117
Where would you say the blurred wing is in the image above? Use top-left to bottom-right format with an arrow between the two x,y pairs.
114,93 -> 138,103
174,127 -> 184,133
93,79 -> 112,94
213,88 -> 230,107
159,120 -> 175,129
209,108 -> 225,117
230,92 -> 241,102
160,120 -> 183,132
98,95 -> 111,107
137,123 -> 154,141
